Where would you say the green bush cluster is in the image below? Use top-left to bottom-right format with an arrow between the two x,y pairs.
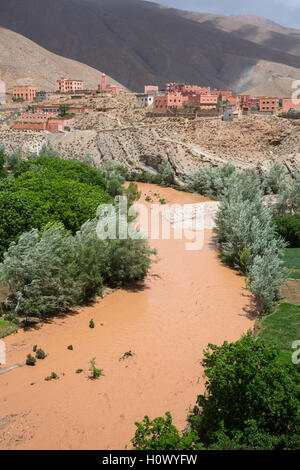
0,156 -> 112,260
131,335 -> 300,450
13,156 -> 107,189
187,162 -> 300,217
0,147 -> 155,319
272,215 -> 300,248
101,158 -> 175,187
0,146 -> 8,180
214,171 -> 287,314
186,162 -> 236,198
0,219 -> 155,319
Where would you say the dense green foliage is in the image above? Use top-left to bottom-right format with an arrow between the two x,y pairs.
0,219 -> 155,319
133,335 -> 300,450
0,318 -> 18,338
273,215 -> 300,248
13,157 -> 107,190
283,248 -> 300,279
0,157 -> 112,260
186,162 -> 236,198
0,148 -> 155,319
0,146 -> 7,180
132,413 -> 204,450
187,162 -> 300,217
214,170 -> 287,314
101,159 -> 175,187
189,334 -> 300,450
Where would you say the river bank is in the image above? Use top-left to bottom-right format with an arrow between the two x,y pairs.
0,183 -> 256,450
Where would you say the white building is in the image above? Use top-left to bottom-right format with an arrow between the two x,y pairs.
135,94 -> 154,107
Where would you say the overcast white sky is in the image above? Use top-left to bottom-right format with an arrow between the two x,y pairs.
147,0 -> 300,29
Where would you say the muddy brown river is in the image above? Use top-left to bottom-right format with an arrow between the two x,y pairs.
0,184 -> 255,450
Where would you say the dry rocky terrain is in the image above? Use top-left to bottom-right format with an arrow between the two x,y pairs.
1,93 -> 300,178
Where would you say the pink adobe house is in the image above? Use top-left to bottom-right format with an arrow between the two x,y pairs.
214,89 -> 233,98
154,93 -> 184,113
34,104 -> 88,114
183,85 -> 211,96
165,83 -> 185,94
282,98 -> 300,113
98,74 -> 124,94
144,85 -> 159,95
13,122 -> 47,131
237,94 -> 251,105
13,85 -> 37,101
57,77 -> 83,93
227,96 -> 240,108
188,94 -> 218,109
46,118 -> 74,132
259,97 -> 280,114
13,117 -> 74,133
248,97 -> 261,108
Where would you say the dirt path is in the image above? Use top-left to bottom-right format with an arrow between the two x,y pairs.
0,184 -> 255,450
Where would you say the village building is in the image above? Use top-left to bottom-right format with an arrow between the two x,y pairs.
183,85 -> 210,96
12,85 -> 37,101
165,83 -> 185,94
154,92 -> 184,113
98,74 -> 124,95
214,89 -> 233,100
144,86 -> 159,95
57,77 -> 83,93
35,91 -> 54,101
259,97 -> 280,114
188,93 -> 218,109
13,115 -> 74,133
237,94 -> 251,106
282,97 -> 300,113
246,97 -> 260,110
226,95 -> 240,110
136,94 -> 154,107
33,104 -> 88,114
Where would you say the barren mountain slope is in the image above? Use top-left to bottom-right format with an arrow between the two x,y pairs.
1,0 -> 300,92
181,10 -> 300,58
0,27 -> 124,90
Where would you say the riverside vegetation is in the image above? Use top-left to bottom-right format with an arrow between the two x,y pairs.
1,145 -> 299,450
131,333 -> 300,450
130,162 -> 300,451
0,144 -> 155,324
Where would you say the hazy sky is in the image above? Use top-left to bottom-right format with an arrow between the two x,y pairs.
147,0 -> 300,29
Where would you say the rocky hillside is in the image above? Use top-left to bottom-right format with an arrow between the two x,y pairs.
1,0 -> 300,92
0,27 -> 124,91
0,93 -> 299,179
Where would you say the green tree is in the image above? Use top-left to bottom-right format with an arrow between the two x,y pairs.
38,143 -> 59,159
131,413 -> 204,450
0,145 -> 7,179
189,334 -> 300,450
13,156 -> 107,190
59,104 -> 71,116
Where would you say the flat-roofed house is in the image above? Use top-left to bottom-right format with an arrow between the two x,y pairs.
57,77 -> 83,93
136,94 -> 154,107
13,85 -> 37,101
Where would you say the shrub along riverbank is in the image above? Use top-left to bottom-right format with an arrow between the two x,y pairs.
130,333 -> 300,450
187,162 -> 299,315
0,146 -> 156,323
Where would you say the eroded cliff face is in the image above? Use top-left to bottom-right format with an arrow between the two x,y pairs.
1,93 -> 300,178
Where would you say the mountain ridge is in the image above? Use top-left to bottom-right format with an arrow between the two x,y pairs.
0,0 -> 300,93
0,26 -> 124,91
